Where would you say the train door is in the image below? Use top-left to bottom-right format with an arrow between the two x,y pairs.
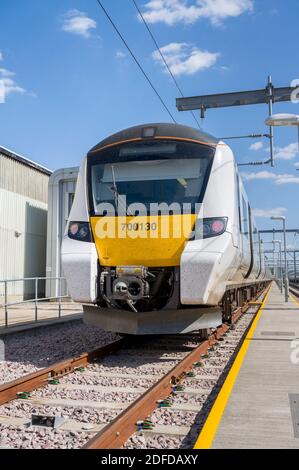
252,224 -> 261,277
239,187 -> 252,275
59,180 -> 76,286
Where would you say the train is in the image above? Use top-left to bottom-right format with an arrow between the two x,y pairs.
61,123 -> 270,335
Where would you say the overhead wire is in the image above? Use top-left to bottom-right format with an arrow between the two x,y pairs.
95,0 -> 177,123
131,0 -> 201,130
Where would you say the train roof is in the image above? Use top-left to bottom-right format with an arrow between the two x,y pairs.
88,123 -> 219,156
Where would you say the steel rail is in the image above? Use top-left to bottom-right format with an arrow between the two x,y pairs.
289,285 -> 299,298
0,338 -> 126,406
84,284 -> 270,449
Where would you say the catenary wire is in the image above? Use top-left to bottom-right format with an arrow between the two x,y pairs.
95,0 -> 177,123
131,0 -> 201,129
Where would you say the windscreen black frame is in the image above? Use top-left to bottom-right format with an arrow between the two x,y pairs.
87,139 -> 216,216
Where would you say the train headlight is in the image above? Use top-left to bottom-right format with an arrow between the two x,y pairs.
68,222 -> 92,242
192,217 -> 228,240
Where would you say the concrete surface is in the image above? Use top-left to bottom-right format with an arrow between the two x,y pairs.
212,284 -> 299,449
0,301 -> 83,334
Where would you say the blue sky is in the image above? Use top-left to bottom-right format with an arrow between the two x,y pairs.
0,0 -> 298,248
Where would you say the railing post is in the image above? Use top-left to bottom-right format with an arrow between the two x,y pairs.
4,281 -> 8,327
35,278 -> 38,322
58,277 -> 61,318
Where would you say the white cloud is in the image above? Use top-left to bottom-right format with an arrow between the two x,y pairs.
275,174 -> 299,185
294,162 -> 299,168
241,171 -> 276,181
275,142 -> 298,160
250,141 -> 263,151
242,171 -> 299,185
141,0 -> 254,26
0,52 -> 3,61
0,68 -> 26,103
116,50 -> 126,59
252,207 -> 287,218
0,68 -> 15,78
152,42 -> 219,76
62,10 -> 96,38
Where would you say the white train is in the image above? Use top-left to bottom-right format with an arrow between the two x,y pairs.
61,123 -> 269,335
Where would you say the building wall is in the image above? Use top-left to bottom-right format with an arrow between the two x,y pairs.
0,152 -> 49,298
0,154 -> 48,202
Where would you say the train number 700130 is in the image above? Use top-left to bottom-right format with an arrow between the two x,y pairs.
121,222 -> 157,232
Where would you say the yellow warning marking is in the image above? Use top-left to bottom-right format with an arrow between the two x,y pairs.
290,293 -> 299,307
90,214 -> 196,267
193,284 -> 272,449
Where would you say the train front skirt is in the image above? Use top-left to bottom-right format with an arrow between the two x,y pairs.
82,305 -> 222,335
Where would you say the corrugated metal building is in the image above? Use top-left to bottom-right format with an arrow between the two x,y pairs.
0,146 -> 51,298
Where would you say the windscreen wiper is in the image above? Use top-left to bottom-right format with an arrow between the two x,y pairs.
110,165 -> 133,216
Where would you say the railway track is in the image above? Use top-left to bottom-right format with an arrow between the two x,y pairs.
289,283 -> 299,299
0,284 -> 270,449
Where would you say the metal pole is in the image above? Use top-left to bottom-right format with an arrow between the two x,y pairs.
272,229 -> 277,282
58,277 -> 61,318
267,76 -> 275,167
279,244 -> 283,292
275,241 -> 283,293
35,278 -> 38,322
283,219 -> 289,301
272,241 -> 281,291
4,281 -> 8,327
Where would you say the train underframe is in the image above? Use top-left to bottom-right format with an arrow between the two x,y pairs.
82,264 -> 270,335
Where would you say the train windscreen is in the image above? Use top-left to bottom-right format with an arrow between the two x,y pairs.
88,140 -> 214,215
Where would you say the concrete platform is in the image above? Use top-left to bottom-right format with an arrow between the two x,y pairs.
196,283 -> 299,449
0,301 -> 83,334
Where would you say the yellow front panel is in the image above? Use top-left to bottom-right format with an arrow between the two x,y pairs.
90,215 -> 196,267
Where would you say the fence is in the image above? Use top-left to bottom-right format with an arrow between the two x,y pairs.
0,277 -> 69,328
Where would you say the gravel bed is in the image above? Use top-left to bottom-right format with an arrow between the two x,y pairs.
151,408 -> 199,426
99,356 -> 180,369
0,306 -> 258,449
88,363 -> 176,376
184,378 -> 218,388
125,433 -> 184,449
203,357 -> 230,368
62,372 -> 157,388
0,424 -> 90,449
192,367 -> 221,376
0,320 -> 118,384
119,349 -> 188,359
0,401 -> 121,424
32,386 -> 137,403
125,311 -> 257,449
170,392 -> 210,405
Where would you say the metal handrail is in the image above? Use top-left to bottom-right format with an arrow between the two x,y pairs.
0,276 -> 66,283
0,276 -> 69,328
